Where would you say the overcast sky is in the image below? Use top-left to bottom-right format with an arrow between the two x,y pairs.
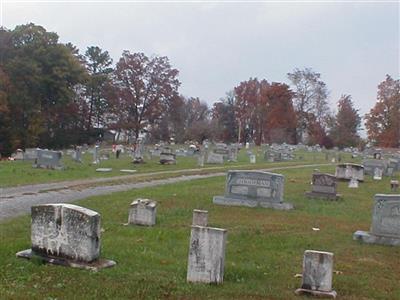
2,1 -> 399,131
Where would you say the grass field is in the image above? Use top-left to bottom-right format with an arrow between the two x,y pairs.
1,164 -> 399,299
0,147 -> 355,187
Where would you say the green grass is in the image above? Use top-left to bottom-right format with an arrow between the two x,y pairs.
0,147 -> 356,187
1,164 -> 399,299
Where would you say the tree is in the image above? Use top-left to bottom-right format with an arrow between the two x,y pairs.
211,91 -> 238,143
365,75 -> 400,147
0,23 -> 87,153
329,95 -> 361,148
234,78 -> 296,145
108,51 -> 180,142
287,68 -> 330,143
83,46 -> 113,130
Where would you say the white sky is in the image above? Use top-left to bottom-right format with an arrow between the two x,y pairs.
2,1 -> 399,135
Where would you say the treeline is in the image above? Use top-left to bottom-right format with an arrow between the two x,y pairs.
0,24 -> 399,156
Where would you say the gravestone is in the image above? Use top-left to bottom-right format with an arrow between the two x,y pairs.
192,209 -> 208,226
206,152 -> 224,164
34,149 -> 63,170
133,140 -> 144,163
213,170 -> 293,210
12,149 -> 24,160
228,146 -> 238,162
72,146 -> 82,163
96,168 -> 112,172
362,159 -> 387,176
213,147 -> 229,159
128,199 -> 157,226
24,148 -> 39,160
187,226 -> 227,284
16,204 -> 115,271
160,152 -> 176,165
197,153 -> 205,167
391,180 -> 399,192
93,145 -> 100,164
249,154 -> 256,164
348,178 -> 359,188
295,250 -> 337,299
373,168 -> 383,180
305,173 -> 340,200
264,150 -> 281,162
335,163 -> 364,181
353,194 -> 400,246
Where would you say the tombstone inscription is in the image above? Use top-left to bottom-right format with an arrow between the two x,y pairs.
353,194 -> 400,246
213,170 -> 293,210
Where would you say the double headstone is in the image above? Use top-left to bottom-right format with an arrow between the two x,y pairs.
213,170 -> 293,210
335,163 -> 364,181
16,204 -> 116,271
34,149 -> 63,170
295,250 -> 337,298
305,173 -> 340,200
353,194 -> 400,246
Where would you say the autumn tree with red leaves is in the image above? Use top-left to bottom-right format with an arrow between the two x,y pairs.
365,75 -> 400,147
108,51 -> 180,142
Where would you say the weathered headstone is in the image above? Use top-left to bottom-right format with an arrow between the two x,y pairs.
16,204 -> 115,271
305,173 -> 340,200
187,226 -> 227,284
249,154 -> 256,164
228,146 -> 238,162
34,149 -> 63,170
160,152 -> 176,165
373,168 -> 383,180
353,194 -> 400,246
93,145 -> 100,164
192,209 -> 208,226
133,140 -> 144,163
213,170 -> 293,210
206,152 -> 224,164
197,153 -> 205,167
12,149 -> 24,160
335,163 -> 364,182
128,199 -> 157,226
391,180 -> 399,192
363,159 -> 387,176
348,178 -> 359,188
23,148 -> 39,160
295,250 -> 337,299
72,146 -> 83,163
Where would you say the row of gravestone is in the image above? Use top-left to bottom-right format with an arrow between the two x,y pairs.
16,169 -> 400,298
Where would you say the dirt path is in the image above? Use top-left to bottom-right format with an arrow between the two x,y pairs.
0,163 -> 331,222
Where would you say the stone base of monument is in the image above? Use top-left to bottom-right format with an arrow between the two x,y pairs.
16,249 -> 116,271
353,230 -> 400,246
213,196 -> 293,210
294,288 -> 337,299
305,191 -> 341,201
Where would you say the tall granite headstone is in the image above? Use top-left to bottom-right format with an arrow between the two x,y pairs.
353,194 -> 400,246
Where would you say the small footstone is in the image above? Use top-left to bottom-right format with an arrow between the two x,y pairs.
96,168 -> 112,172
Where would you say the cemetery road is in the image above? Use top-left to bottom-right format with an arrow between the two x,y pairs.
0,163 -> 331,222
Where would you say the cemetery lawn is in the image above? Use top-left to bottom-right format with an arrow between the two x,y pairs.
1,165 -> 399,299
0,148 -> 355,187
